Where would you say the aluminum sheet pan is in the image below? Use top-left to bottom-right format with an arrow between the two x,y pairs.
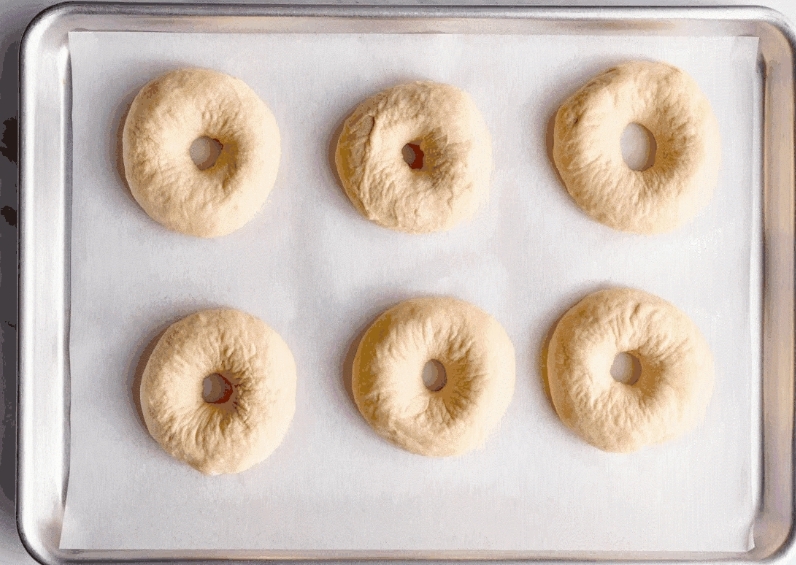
18,4 -> 796,564
64,26 -> 759,555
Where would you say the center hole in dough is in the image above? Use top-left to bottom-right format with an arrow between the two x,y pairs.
422,359 -> 447,392
402,142 -> 425,170
190,136 -> 223,171
610,352 -> 642,385
620,123 -> 657,171
202,373 -> 234,404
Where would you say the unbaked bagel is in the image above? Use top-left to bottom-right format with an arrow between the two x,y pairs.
352,297 -> 515,456
547,288 -> 714,452
335,81 -> 492,233
123,68 -> 281,237
140,308 -> 296,475
553,61 -> 721,234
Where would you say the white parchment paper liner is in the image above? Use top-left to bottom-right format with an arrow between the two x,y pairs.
62,31 -> 761,552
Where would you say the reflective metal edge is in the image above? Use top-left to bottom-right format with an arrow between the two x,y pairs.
18,2 -> 72,565
16,3 -> 796,564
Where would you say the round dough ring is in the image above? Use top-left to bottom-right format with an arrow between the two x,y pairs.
553,61 -> 721,234
547,288 -> 714,453
140,308 -> 296,475
352,297 -> 515,456
123,68 -> 281,238
335,81 -> 492,234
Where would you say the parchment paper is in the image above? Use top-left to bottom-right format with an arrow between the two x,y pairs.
62,30 -> 761,552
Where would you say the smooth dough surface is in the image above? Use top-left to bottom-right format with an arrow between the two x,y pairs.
553,61 -> 721,234
335,81 -> 492,233
352,297 -> 515,456
123,68 -> 281,238
547,288 -> 714,453
140,308 -> 296,475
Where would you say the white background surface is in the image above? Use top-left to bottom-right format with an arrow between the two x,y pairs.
0,0 -> 794,563
62,29 -> 758,552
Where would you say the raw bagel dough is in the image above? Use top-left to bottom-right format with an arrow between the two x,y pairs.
547,288 -> 714,452
335,81 -> 492,233
140,308 -> 296,475
352,297 -> 515,456
123,68 -> 281,237
553,61 -> 721,234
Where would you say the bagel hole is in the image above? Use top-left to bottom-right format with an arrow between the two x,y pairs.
610,352 -> 642,385
422,359 -> 447,392
190,136 -> 223,171
402,142 -> 425,170
203,373 -> 234,404
621,123 -> 657,171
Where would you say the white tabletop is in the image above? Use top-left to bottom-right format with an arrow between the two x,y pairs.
1,0 -> 793,562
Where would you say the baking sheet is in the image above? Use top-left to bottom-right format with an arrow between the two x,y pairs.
61,30 -> 761,552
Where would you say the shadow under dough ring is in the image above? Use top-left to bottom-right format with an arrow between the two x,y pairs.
335,81 -> 492,233
123,68 -> 281,237
140,308 -> 296,475
547,288 -> 714,452
553,61 -> 721,234
352,297 -> 515,456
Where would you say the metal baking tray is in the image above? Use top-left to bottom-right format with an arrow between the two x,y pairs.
17,3 -> 796,564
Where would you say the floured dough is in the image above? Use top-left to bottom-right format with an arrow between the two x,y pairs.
547,288 -> 714,452
140,308 -> 296,475
335,81 -> 492,233
352,297 -> 515,456
553,61 -> 721,234
123,68 -> 281,238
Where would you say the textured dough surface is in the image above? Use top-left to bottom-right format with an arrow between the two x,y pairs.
553,61 -> 721,234
335,81 -> 492,233
353,297 -> 515,456
547,288 -> 714,453
140,309 -> 296,475
123,68 -> 281,237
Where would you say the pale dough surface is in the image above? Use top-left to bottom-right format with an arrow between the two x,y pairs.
553,60 -> 721,234
353,297 -> 515,456
335,81 -> 492,233
547,288 -> 714,453
123,68 -> 281,238
140,308 -> 296,475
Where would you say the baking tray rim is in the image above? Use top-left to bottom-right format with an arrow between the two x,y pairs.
17,2 -> 796,564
